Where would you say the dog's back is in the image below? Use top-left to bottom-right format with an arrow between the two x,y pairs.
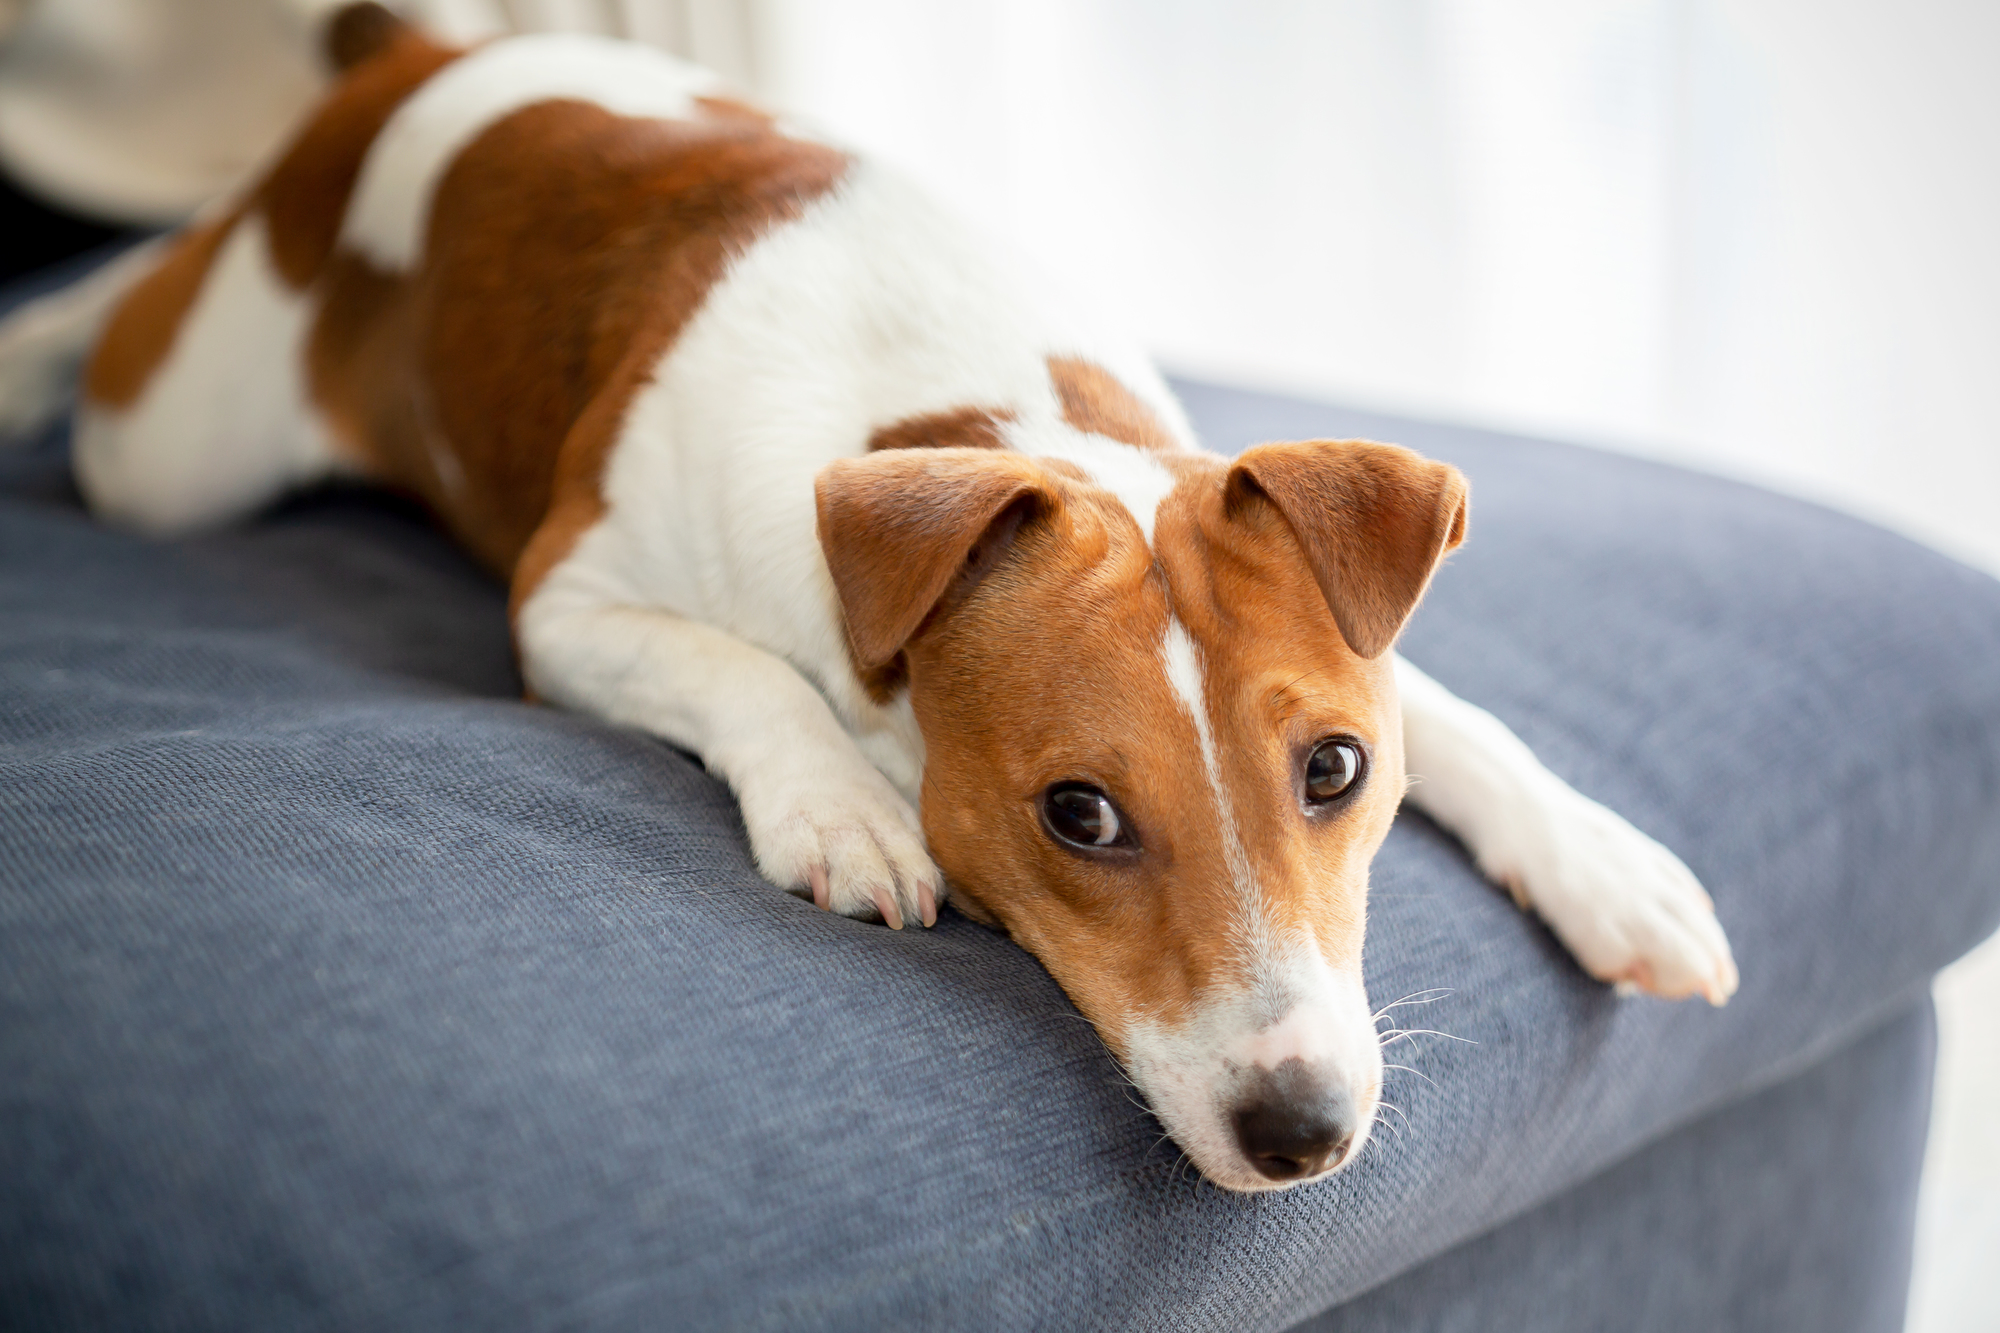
68,9 -> 1188,616
74,15 -> 832,573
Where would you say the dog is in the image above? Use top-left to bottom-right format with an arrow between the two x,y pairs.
0,5 -> 1736,1192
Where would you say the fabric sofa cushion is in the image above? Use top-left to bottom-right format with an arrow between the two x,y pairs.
5,260 -> 1999,1329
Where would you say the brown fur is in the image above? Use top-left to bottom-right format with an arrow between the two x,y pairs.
263,29 -> 459,289
312,90 -> 848,589
85,24 -> 848,606
866,406 -> 1014,454
322,2 -> 411,74
1047,355 -> 1177,451
818,448 -> 1050,669
1227,440 -> 1467,659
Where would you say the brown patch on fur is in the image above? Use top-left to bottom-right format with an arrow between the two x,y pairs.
82,30 -> 845,622
1157,469 -> 1406,953
83,214 -> 239,408
296,94 -> 849,594
892,461 -> 1240,1037
1226,440 -> 1467,659
507,337 -> 672,622
821,435 -> 1070,704
866,406 -> 1015,454
1048,355 -> 1177,451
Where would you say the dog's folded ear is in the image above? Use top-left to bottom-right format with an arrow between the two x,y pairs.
817,448 -> 1052,670
1225,440 -> 1468,659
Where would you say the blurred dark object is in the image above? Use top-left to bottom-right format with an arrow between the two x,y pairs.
0,168 -> 139,284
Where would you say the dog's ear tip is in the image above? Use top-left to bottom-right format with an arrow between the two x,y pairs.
1338,625 -> 1399,661
1227,438 -> 1468,659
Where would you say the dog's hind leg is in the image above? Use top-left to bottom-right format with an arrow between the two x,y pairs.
71,209 -> 342,536
0,238 -> 166,441
1394,653 -> 1739,1005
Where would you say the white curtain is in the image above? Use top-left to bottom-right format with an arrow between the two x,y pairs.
753,0 -> 2000,578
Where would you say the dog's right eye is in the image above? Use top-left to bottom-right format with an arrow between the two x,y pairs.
1040,783 -> 1135,852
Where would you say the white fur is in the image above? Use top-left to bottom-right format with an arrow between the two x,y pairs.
518,558 -> 938,926
73,213 -> 336,535
1160,617 -> 1261,930
340,33 -> 724,272
1395,655 -> 1739,1004
1019,430 -> 1177,543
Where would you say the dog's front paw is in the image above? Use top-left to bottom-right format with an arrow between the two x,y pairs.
1488,786 -> 1739,1005
738,765 -> 941,929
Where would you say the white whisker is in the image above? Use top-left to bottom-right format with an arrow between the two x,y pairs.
1371,988 -> 1454,1024
1378,1026 -> 1477,1049
1383,1061 -> 1440,1091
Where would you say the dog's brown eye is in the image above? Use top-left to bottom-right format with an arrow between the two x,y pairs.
1305,740 -> 1363,803
1041,783 -> 1132,850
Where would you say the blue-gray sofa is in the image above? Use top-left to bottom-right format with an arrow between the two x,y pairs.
5,255 -> 1998,1331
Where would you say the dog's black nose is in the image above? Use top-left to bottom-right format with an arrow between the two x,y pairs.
1233,1061 -> 1355,1181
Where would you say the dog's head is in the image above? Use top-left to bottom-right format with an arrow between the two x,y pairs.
817,432 -> 1466,1191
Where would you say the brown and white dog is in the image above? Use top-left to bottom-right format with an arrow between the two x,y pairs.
0,6 -> 1736,1192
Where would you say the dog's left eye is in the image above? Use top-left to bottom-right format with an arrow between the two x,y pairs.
1305,739 -> 1364,803
1040,783 -> 1133,851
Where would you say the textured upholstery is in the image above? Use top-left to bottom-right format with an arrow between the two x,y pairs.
4,260 -> 1998,1330
1293,998 -> 1935,1333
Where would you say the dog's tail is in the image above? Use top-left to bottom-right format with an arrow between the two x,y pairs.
0,238 -> 164,443
320,2 -> 414,73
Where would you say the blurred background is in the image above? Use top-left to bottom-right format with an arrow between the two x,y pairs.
1,2 -> 1993,1327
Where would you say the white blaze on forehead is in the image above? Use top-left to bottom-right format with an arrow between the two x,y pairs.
1160,619 -> 1265,930
1159,618 -> 1211,748
1020,431 -> 1176,544
341,34 -> 724,272
1164,621 -> 1357,1022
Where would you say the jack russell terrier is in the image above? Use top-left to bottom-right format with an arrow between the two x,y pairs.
0,5 -> 1735,1193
